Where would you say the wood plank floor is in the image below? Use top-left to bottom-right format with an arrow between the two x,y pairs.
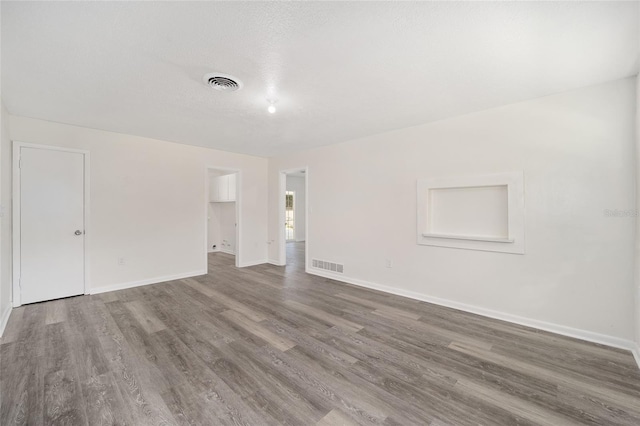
2,242 -> 640,425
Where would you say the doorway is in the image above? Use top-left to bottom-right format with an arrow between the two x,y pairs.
279,168 -> 308,270
206,167 -> 240,270
13,142 -> 90,306
285,190 -> 295,241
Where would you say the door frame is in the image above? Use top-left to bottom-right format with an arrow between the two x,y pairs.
204,166 -> 241,268
12,141 -> 91,307
278,166 -> 309,271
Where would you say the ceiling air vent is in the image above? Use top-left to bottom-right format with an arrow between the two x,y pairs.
203,73 -> 243,92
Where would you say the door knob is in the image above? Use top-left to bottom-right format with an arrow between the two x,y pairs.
74,230 -> 83,236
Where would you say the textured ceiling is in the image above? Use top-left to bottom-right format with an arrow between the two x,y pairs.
2,1 -> 638,157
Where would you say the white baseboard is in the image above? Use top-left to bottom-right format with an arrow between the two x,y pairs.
239,259 -> 268,267
632,346 -> 640,370
89,270 -> 206,295
220,249 -> 235,255
268,259 -> 285,266
307,267 -> 639,362
0,304 -> 12,337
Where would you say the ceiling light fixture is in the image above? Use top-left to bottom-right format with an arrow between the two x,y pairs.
267,99 -> 277,114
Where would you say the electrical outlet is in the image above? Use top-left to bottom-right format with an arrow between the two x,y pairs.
118,257 -> 126,265
385,259 -> 393,268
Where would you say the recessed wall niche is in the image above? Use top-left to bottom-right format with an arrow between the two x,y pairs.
417,172 -> 525,254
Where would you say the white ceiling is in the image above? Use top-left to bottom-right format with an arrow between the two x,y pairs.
2,2 -> 638,157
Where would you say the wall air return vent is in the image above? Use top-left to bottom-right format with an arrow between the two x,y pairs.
312,259 -> 344,274
203,73 -> 243,92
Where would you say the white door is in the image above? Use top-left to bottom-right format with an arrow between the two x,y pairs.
19,147 -> 85,304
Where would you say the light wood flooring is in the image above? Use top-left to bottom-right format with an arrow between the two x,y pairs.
2,242 -> 640,425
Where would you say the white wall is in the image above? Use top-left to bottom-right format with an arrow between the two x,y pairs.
636,72 -> 640,352
0,100 -> 12,330
286,175 -> 306,242
219,202 -> 236,254
269,77 -> 637,344
207,202 -> 221,252
9,115 -> 268,294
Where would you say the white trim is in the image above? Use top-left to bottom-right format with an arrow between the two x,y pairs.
238,259 -> 268,268
220,248 -> 236,255
89,269 -> 206,295
631,346 -> 640,370
0,304 -> 12,337
422,233 -> 514,243
307,267 -> 639,356
268,259 -> 285,266
12,141 -> 91,307
204,166 -> 242,269
305,170 -> 309,273
278,172 -> 286,264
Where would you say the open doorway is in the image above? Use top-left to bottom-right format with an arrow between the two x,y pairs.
206,167 -> 240,270
279,168 -> 308,270
285,190 -> 295,241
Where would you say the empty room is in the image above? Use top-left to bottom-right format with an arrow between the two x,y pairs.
1,1 -> 640,425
